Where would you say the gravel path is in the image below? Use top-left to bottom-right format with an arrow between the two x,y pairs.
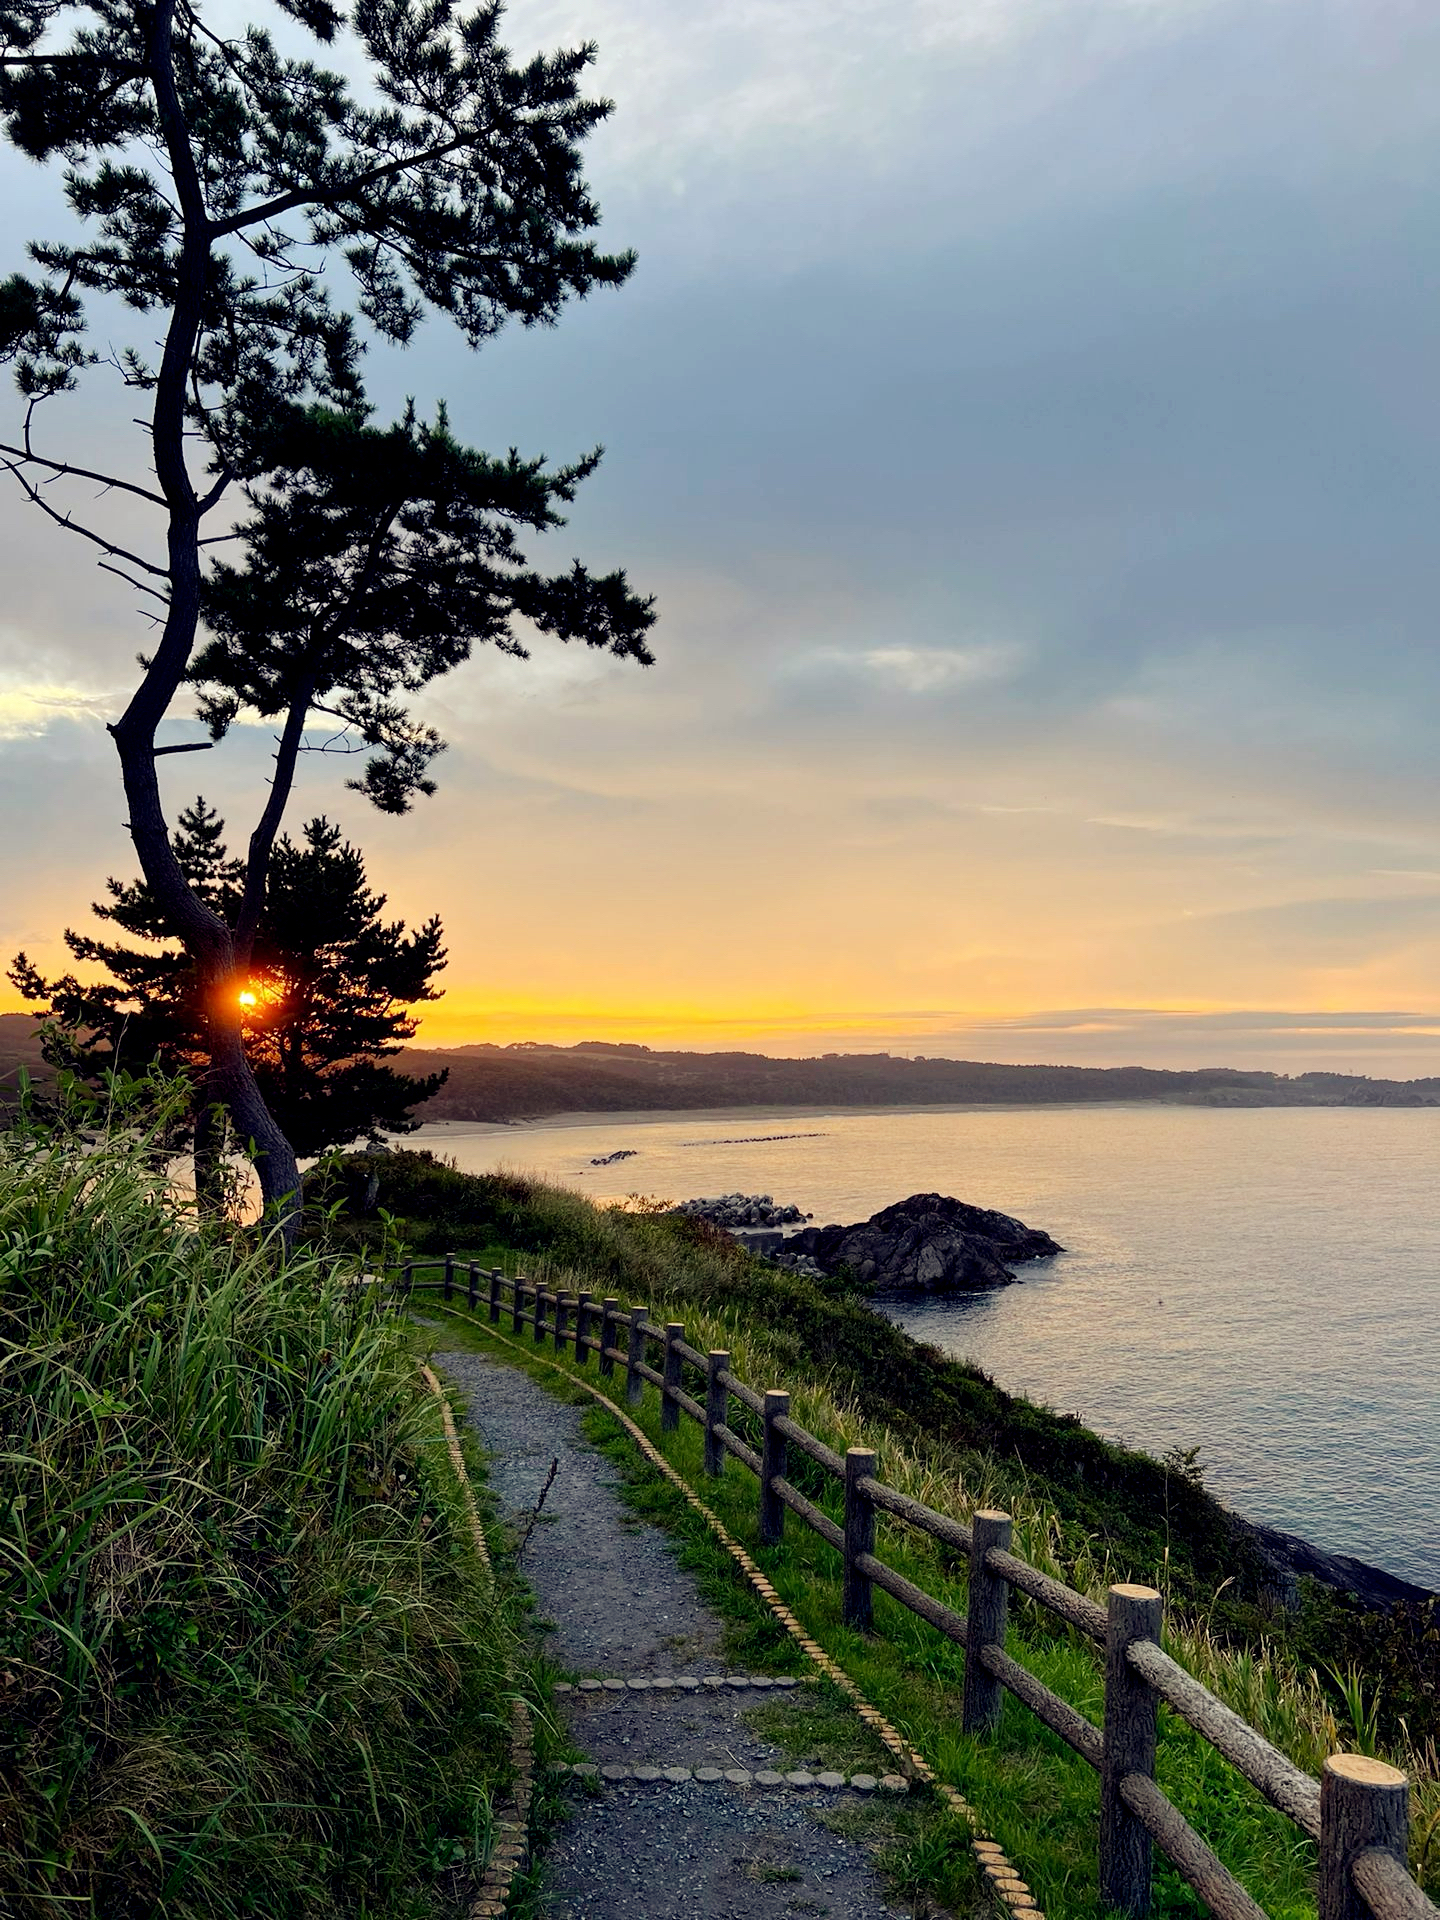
435,1347 -> 913,1920
437,1348 -> 726,1675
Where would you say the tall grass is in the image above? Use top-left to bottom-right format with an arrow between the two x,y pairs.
0,1085 -> 515,1917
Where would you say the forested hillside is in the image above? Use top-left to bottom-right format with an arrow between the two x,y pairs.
394,1040 -> 1440,1122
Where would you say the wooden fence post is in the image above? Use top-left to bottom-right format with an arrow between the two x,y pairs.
1100,1583 -> 1163,1919
1319,1755 -> 1410,1920
443,1254 -> 454,1302
574,1291 -> 593,1365
962,1509 -> 1013,1734
555,1292 -> 571,1354
625,1306 -> 648,1407
704,1351 -> 729,1476
402,1259 -> 414,1297
843,1448 -> 878,1631
760,1391 -> 789,1546
598,1299 -> 618,1378
662,1323 -> 684,1432
511,1276 -> 526,1336
534,1290 -> 552,1345
466,1261 -> 479,1310
488,1267 -> 502,1325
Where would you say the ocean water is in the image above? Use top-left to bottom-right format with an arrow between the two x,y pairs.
410,1103 -> 1440,1589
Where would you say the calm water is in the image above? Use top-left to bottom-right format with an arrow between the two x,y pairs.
412,1104 -> 1440,1588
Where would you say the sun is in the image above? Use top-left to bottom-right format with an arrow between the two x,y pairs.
238,990 -> 258,1008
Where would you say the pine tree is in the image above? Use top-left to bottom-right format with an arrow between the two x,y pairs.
11,798 -> 448,1161
0,0 -> 654,1231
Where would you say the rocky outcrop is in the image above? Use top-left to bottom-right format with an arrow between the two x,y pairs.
1232,1516 -> 1438,1613
787,1192 -> 1063,1292
669,1193 -> 811,1228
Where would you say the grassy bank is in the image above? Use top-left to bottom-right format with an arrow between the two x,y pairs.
336,1149 -> 1439,1914
0,1096 -> 519,1917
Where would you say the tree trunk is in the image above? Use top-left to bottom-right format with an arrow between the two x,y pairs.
208,992 -> 302,1237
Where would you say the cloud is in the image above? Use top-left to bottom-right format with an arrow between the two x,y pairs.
0,681 -> 120,740
860,643 -> 1021,694
4,0 -> 1440,1067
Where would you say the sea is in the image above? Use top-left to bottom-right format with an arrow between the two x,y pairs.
407,1103 -> 1440,1591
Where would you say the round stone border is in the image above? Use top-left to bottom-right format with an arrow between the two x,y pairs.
549,1761 -> 909,1795
426,1309 -> 1048,1920
557,1672 -> 808,1696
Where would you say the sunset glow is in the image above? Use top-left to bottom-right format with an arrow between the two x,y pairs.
3,1 -> 1440,1079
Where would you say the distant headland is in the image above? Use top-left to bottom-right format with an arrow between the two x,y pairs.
386,1037 -> 1440,1124
7,1016 -> 1440,1123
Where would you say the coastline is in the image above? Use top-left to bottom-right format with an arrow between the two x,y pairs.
408,1098 -> 1171,1138
396,1113 -> 1440,1605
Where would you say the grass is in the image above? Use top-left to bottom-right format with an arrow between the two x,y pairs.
0,1083 -> 522,1917
373,1155 -> 1440,1920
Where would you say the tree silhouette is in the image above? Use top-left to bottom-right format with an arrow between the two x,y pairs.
11,799 -> 448,1177
0,0 -> 653,1231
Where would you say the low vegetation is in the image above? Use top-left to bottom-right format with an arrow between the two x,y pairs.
0,1088 -> 518,1917
343,1149 -> 1439,1918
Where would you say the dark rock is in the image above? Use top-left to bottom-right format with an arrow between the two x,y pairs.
1231,1515 -> 1438,1612
669,1193 -> 808,1229
787,1192 -> 1063,1292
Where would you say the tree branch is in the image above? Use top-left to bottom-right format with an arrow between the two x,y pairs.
0,437 -> 168,507
2,458 -> 171,576
234,673 -> 315,956
212,132 -> 472,238
153,739 -> 214,755
97,559 -> 171,601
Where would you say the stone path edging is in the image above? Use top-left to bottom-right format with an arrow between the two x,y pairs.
423,1308 -> 1047,1920
418,1364 -> 535,1920
556,1673 -> 812,1694
553,1760 -> 910,1793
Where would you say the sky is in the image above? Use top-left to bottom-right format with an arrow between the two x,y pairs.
4,0 -> 1440,1073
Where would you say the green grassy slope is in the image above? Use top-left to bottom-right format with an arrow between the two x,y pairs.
0,1103 -> 518,1918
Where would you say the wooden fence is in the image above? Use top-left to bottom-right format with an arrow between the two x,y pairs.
400,1255 -> 1437,1920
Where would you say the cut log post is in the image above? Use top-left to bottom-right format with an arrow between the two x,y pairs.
532,1289 -> 549,1344
843,1448 -> 878,1631
555,1292 -> 571,1354
574,1291 -> 593,1364
466,1261 -> 479,1310
511,1276 -> 526,1336
443,1254 -> 455,1302
488,1267 -> 502,1325
962,1509 -> 1013,1734
402,1259 -> 414,1297
1319,1755 -> 1410,1920
662,1323 -> 684,1432
625,1306 -> 648,1407
760,1390 -> 789,1546
704,1351 -> 729,1477
598,1298 -> 618,1378
1101,1584 -> 1164,1919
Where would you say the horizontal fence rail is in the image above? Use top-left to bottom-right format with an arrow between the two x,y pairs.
397,1259 -> 1436,1920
